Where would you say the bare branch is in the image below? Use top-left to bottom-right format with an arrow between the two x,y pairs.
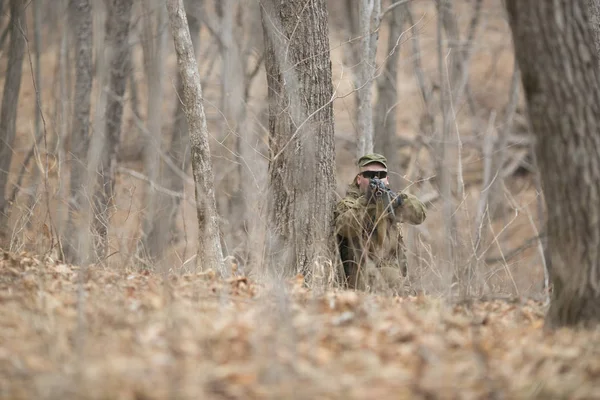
379,0 -> 413,22
117,167 -> 186,199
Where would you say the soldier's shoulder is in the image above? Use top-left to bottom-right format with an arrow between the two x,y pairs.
336,194 -> 358,209
336,187 -> 363,209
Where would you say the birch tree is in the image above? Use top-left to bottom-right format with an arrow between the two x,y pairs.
506,0 -> 600,327
261,0 -> 337,278
166,0 -> 224,272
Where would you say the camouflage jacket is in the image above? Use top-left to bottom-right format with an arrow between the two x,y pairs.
334,182 -> 426,292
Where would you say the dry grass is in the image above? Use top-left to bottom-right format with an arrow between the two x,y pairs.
1,250 -> 599,399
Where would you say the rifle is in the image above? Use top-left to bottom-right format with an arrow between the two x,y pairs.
368,177 -> 403,218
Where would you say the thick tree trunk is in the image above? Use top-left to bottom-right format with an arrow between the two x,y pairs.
374,4 -> 403,188
506,0 -> 600,328
91,0 -> 133,260
261,0 -> 337,278
65,0 -> 93,264
166,0 -> 224,272
0,0 -> 25,241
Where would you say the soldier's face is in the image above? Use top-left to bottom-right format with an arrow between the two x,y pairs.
357,163 -> 389,193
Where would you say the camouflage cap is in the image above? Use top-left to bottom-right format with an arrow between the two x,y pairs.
357,153 -> 388,169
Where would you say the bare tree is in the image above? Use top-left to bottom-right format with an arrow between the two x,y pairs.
166,0 -> 224,272
0,0 -> 25,241
435,0 -> 459,284
211,0 -> 249,255
356,0 -> 381,157
139,0 -> 168,262
91,0 -> 133,260
206,0 -> 262,258
506,0 -> 600,327
64,0 -> 93,263
164,0 -> 201,240
24,0 -> 43,216
374,4 -> 404,188
261,0 -> 337,278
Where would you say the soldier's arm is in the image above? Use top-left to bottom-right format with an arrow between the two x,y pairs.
395,192 -> 426,225
335,196 -> 368,238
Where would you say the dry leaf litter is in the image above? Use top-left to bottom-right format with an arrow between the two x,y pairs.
1,250 -> 599,399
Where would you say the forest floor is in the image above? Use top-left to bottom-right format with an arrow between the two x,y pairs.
1,249 -> 599,400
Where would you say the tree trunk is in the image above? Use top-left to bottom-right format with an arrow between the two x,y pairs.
139,0 -> 168,262
374,4 -> 403,188
588,0 -> 600,57
0,0 -> 26,241
356,0 -> 380,157
25,0 -> 43,220
261,0 -> 337,279
166,0 -> 224,272
219,0 -> 249,256
64,0 -> 93,264
165,0 -> 201,242
436,1 -> 458,285
55,3 -> 70,241
438,0 -> 462,88
91,0 -> 133,261
506,0 -> 600,328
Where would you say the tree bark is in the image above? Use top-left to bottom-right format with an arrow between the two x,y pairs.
436,0 -> 458,284
356,0 -> 381,157
139,0 -> 168,262
374,4 -> 403,188
91,0 -> 133,260
261,0 -> 337,279
506,0 -> 600,328
0,0 -> 26,241
218,0 -> 250,256
587,0 -> 600,57
438,0 -> 461,88
165,0 -> 201,242
25,0 -> 43,218
166,0 -> 224,272
65,0 -> 93,264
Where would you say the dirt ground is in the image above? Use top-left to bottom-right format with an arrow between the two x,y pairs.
1,250 -> 599,399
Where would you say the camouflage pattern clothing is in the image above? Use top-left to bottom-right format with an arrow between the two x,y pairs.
335,181 -> 426,293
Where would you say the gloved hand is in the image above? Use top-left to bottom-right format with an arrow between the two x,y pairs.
384,188 -> 404,219
392,191 -> 404,209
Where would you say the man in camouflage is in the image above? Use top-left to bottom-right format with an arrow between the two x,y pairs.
335,153 -> 426,293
